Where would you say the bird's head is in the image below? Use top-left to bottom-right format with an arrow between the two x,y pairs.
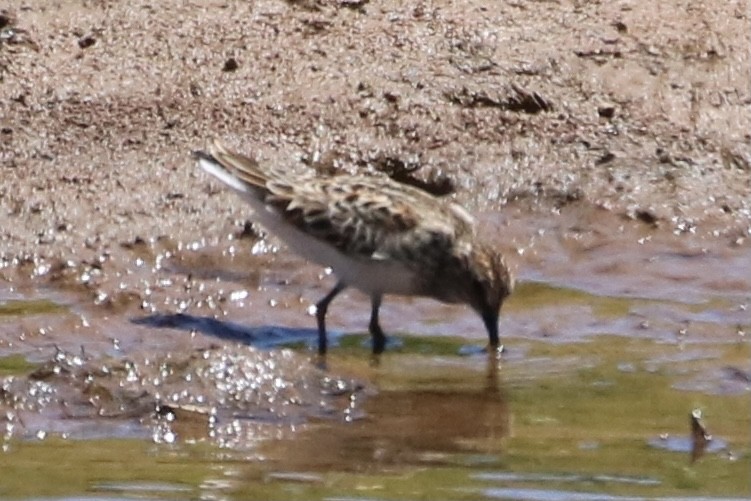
438,243 -> 513,348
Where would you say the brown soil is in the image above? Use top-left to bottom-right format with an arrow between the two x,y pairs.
0,0 -> 749,453
2,0 -> 749,264
0,0 -> 749,349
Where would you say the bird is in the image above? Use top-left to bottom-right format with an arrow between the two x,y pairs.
194,140 -> 514,355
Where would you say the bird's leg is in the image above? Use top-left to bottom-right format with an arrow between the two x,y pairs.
369,294 -> 386,355
315,281 -> 346,355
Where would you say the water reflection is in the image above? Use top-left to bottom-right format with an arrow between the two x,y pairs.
265,355 -> 508,470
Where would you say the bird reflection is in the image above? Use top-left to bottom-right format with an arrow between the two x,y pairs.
270,351 -> 509,470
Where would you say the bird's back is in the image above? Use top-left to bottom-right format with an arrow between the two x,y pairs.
198,141 -> 477,275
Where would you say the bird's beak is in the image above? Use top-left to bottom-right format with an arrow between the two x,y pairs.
482,309 -> 499,348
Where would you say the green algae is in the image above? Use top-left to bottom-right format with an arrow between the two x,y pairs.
506,281 -> 635,318
0,354 -> 35,376
505,281 -> 740,323
0,299 -> 65,317
0,438 -> 207,498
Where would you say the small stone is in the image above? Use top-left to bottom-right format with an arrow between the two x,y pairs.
0,13 -> 12,30
597,104 -> 616,118
596,151 -> 615,165
383,91 -> 399,103
634,209 -> 659,226
78,35 -> 96,49
612,21 -> 628,33
222,58 -> 239,72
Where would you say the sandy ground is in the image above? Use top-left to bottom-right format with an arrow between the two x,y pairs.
1,0 -> 749,269
0,0 -> 749,349
0,0 -> 749,453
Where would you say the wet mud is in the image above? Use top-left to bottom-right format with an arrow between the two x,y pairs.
0,0 -> 750,499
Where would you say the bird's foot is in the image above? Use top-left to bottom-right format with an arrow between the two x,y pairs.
312,353 -> 329,371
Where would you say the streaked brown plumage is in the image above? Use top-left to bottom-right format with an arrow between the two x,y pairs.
195,140 -> 513,355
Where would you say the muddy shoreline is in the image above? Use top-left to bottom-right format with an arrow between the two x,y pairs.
1,0 -> 749,271
1,4 -> 750,497
1,0 -> 749,395
0,0 -> 748,363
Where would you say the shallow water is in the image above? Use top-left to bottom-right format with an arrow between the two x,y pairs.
0,210 -> 750,500
0,336 -> 748,499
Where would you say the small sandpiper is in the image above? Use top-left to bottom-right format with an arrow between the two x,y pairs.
194,140 -> 513,355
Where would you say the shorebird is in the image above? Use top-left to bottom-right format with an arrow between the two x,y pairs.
194,141 -> 513,355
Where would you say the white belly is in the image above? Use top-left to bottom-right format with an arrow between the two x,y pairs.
241,195 -> 418,296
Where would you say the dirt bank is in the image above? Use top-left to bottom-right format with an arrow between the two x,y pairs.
0,0 -> 749,353
1,0 -> 749,272
1,1 -> 749,464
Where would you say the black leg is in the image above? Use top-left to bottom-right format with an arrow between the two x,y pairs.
316,281 -> 346,355
369,294 -> 386,354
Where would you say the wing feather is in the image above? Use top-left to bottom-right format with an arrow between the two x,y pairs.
208,140 -> 270,188
273,176 -> 474,270
198,141 -> 475,271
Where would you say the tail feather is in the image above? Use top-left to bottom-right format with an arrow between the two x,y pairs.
194,140 -> 269,195
209,140 -> 269,187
